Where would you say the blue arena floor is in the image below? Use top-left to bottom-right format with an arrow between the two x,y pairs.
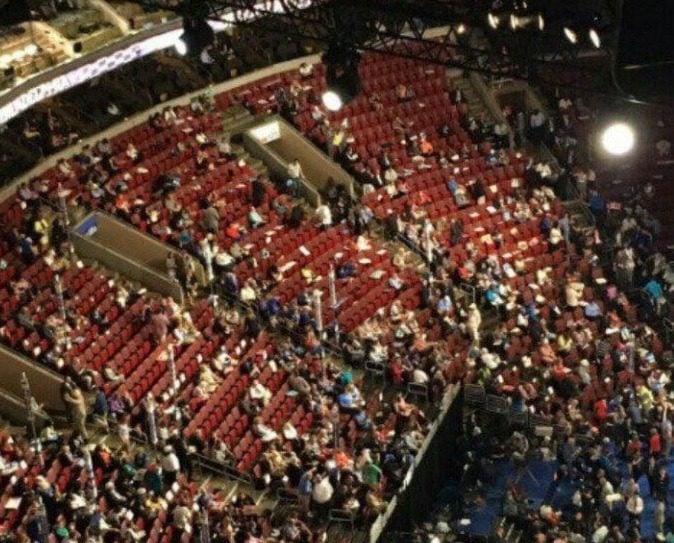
459,457 -> 674,540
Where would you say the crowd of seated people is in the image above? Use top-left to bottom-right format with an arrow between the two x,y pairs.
263,54 -> 674,541
0,27 -> 303,184
540,89 -> 674,322
0,78 -> 441,541
0,190 -> 431,539
0,420 -> 322,542
0,195 -> 415,541
1,40 -> 674,542
389,79 -> 674,542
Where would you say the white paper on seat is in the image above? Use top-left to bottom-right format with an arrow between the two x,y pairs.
279,261 -> 296,273
5,497 -> 21,510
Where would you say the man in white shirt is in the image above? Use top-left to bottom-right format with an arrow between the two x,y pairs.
592,524 -> 609,543
312,472 -> 334,511
410,364 -> 429,384
161,446 -> 181,485
529,109 -> 546,143
315,203 -> 332,229
625,490 -> 644,520
287,159 -> 304,196
565,279 -> 585,308
249,379 -> 272,404
288,159 -> 303,179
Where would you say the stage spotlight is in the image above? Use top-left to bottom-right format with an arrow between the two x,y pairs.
174,38 -> 187,56
563,27 -> 577,43
321,45 -> 361,112
488,13 -> 500,29
509,14 -> 519,30
537,14 -> 544,30
589,28 -> 601,48
456,23 -> 466,34
322,90 -> 343,112
601,123 -> 635,155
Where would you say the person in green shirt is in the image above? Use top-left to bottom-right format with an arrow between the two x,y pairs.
361,460 -> 383,487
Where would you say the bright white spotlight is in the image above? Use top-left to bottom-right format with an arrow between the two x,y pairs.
601,123 -> 635,156
174,38 -> 187,56
510,14 -> 519,30
589,28 -> 601,48
488,13 -> 500,29
456,23 -> 466,35
537,14 -> 545,30
322,90 -> 343,112
563,27 -> 577,43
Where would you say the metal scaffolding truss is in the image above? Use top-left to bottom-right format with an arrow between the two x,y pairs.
140,0 -> 616,89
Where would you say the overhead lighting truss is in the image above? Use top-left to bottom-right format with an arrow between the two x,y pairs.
139,0 -> 617,92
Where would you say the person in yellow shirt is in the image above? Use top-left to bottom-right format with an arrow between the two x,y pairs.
557,331 -> 574,354
637,383 -> 654,412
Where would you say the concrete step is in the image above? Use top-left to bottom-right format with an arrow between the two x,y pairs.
220,106 -> 260,137
449,74 -> 495,122
229,143 -> 269,176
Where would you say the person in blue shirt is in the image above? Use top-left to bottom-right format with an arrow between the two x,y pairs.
588,190 -> 605,220
437,294 -> 453,315
584,300 -> 603,320
263,297 -> 282,316
18,235 -> 35,264
645,278 -> 663,299
524,301 -> 538,321
644,278 -> 665,314
337,390 -> 354,410
297,469 -> 314,512
178,229 -> 194,251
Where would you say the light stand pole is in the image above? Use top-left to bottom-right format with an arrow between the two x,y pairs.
167,343 -> 177,395
35,495 -> 49,543
328,265 -> 344,343
83,447 -> 97,500
424,228 -> 434,265
313,289 -> 323,334
56,183 -> 75,258
198,505 -> 210,543
57,183 -> 70,228
21,373 -> 43,466
53,274 -> 71,351
54,274 -> 67,323
328,265 -> 338,308
145,397 -> 157,449
204,246 -> 214,296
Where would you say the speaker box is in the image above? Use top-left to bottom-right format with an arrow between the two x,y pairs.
615,0 -> 674,103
